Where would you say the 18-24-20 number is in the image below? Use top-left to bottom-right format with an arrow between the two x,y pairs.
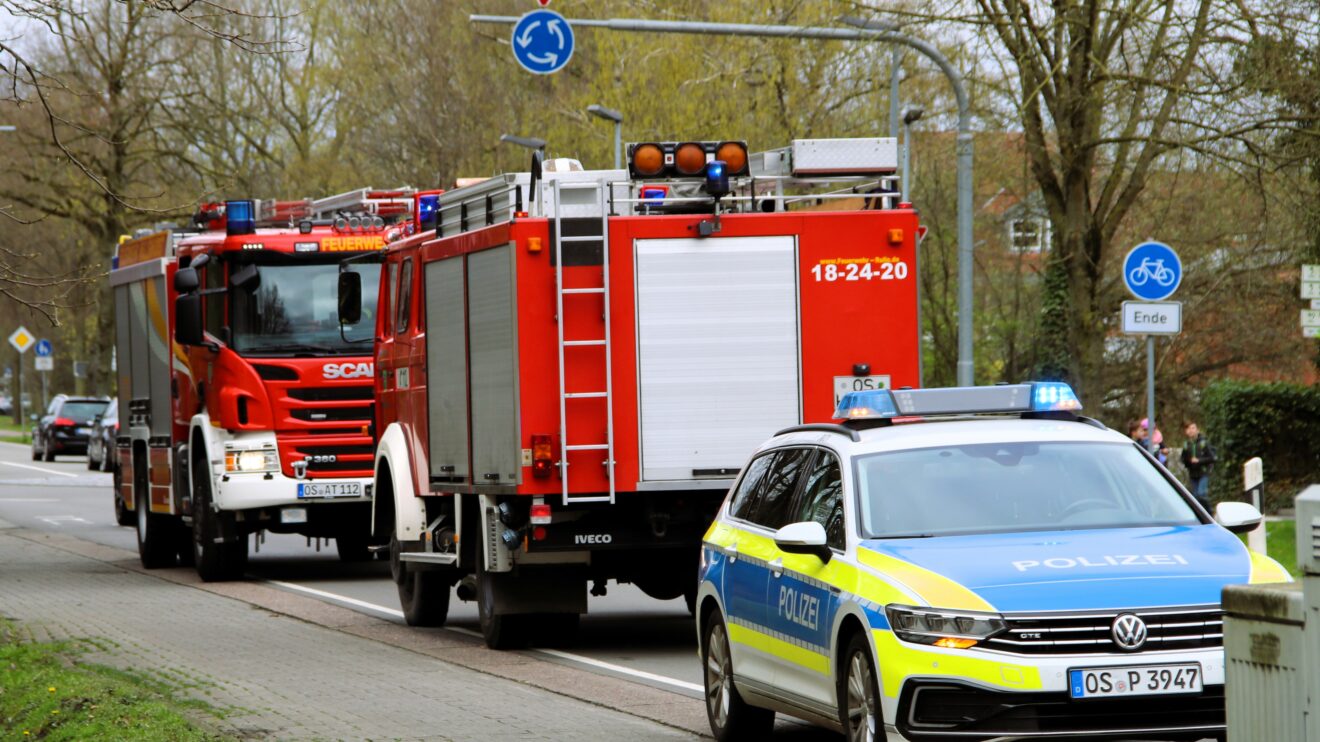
811,262 -> 908,282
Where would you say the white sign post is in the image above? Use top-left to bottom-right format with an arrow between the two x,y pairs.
1243,457 -> 1266,554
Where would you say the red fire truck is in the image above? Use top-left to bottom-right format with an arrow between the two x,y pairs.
110,189 -> 424,581
343,139 -> 920,647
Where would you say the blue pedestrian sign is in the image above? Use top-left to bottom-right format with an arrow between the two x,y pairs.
511,9 -> 574,75
34,339 -> 52,357
1123,241 -> 1182,301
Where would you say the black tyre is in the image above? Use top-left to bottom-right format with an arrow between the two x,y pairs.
100,444 -> 114,472
391,530 -> 452,626
702,612 -> 774,741
42,436 -> 54,462
112,465 -> 133,526
478,561 -> 531,650
86,442 -> 99,470
136,488 -> 177,569
31,439 -> 39,461
191,459 -> 247,582
838,632 -> 883,742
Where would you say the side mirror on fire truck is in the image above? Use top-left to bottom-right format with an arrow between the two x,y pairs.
337,271 -> 362,326
174,266 -> 199,293
175,294 -> 204,346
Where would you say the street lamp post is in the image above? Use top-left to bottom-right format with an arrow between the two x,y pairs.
499,134 -> 547,159
586,105 -> 623,170
901,107 -> 924,198
472,14 -> 978,385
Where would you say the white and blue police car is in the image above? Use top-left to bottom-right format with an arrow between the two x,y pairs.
695,382 -> 1287,742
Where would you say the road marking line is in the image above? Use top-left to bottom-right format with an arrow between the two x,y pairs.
266,580 -> 405,619
534,648 -> 704,693
0,498 -> 59,502
2,462 -> 80,478
267,580 -> 704,695
35,515 -> 92,526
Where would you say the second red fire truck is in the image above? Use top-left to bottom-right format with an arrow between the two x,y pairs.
341,138 -> 922,647
111,189 -> 418,581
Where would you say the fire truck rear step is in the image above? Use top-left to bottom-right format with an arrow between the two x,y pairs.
399,552 -> 459,566
553,178 -> 617,506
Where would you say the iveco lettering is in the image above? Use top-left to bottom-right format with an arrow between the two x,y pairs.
696,382 -> 1288,741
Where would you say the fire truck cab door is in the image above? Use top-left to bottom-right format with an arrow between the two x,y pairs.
635,236 -> 801,482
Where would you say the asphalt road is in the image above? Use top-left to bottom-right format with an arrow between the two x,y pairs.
0,441 -> 704,697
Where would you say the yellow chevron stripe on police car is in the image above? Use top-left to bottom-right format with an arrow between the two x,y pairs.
1247,549 -> 1292,584
856,548 -> 996,611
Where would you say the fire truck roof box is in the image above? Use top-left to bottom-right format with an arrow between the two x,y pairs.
751,137 -> 899,177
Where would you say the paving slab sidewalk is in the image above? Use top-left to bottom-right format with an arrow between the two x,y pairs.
0,528 -> 698,741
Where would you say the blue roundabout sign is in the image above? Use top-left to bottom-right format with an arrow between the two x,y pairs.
511,9 -> 574,75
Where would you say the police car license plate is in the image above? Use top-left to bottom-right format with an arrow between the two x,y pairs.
297,482 -> 362,499
833,375 -> 892,406
1069,663 -> 1201,699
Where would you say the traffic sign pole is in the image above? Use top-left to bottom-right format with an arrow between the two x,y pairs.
1122,242 -> 1183,457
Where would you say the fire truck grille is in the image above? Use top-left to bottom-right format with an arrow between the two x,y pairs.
288,387 -> 374,402
290,406 -> 374,423
982,606 -> 1223,655
287,443 -> 374,476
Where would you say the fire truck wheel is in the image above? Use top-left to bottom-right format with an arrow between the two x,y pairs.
191,466 -> 247,582
175,523 -> 196,568
398,569 -> 451,627
477,564 -> 531,650
136,493 -> 177,569
112,465 -> 133,527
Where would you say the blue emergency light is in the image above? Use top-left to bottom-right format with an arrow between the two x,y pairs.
704,160 -> 730,198
417,193 -> 440,230
226,199 -> 255,235
833,381 -> 1083,421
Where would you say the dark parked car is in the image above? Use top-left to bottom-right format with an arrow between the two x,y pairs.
87,398 -> 118,472
31,395 -> 110,461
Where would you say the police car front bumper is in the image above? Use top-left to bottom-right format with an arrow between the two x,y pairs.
885,642 -> 1225,741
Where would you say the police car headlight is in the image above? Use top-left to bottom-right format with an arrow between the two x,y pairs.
885,605 -> 1005,649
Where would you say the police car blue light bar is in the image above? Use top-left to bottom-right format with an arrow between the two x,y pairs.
833,382 -> 1083,421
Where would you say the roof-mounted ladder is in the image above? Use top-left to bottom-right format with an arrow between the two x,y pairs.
553,178 -> 616,505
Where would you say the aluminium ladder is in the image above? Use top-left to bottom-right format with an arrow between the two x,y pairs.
552,178 -> 616,505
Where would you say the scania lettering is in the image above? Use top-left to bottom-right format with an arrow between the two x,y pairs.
353,137 -> 922,649
324,362 -> 374,380
110,188 -> 419,581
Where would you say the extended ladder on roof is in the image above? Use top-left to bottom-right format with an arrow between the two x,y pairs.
552,178 -> 616,505
248,187 -> 416,224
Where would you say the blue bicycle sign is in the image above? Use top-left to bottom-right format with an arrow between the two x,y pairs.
511,9 -> 574,75
1123,241 -> 1182,301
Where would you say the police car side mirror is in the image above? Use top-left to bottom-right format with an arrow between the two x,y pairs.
774,521 -> 832,563
337,271 -> 362,326
1215,501 -> 1263,535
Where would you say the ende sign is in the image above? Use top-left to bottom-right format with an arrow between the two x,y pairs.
1122,301 -> 1182,335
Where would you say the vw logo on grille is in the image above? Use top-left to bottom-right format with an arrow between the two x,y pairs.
1111,614 -> 1148,651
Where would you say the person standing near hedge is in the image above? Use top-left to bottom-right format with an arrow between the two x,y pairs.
1181,420 -> 1217,509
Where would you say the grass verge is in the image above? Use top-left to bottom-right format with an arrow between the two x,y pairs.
0,417 -> 32,445
1264,519 -> 1297,577
0,621 -> 227,741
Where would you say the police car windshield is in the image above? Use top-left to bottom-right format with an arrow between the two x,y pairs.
230,260 -> 380,355
855,441 -> 1200,539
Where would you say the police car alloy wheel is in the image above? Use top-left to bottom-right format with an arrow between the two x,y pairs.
840,633 -> 880,742
702,614 -> 773,741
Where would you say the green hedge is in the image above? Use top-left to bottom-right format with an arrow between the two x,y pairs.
1201,380 -> 1320,512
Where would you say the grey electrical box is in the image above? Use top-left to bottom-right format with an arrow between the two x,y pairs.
1224,581 -> 1306,741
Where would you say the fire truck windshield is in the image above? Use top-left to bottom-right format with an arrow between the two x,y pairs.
229,258 -> 380,355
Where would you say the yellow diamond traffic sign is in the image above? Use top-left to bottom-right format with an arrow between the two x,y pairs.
8,326 -> 35,353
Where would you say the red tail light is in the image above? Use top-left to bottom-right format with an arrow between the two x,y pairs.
530,501 -> 551,525
531,434 -> 554,479
54,417 -> 74,426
